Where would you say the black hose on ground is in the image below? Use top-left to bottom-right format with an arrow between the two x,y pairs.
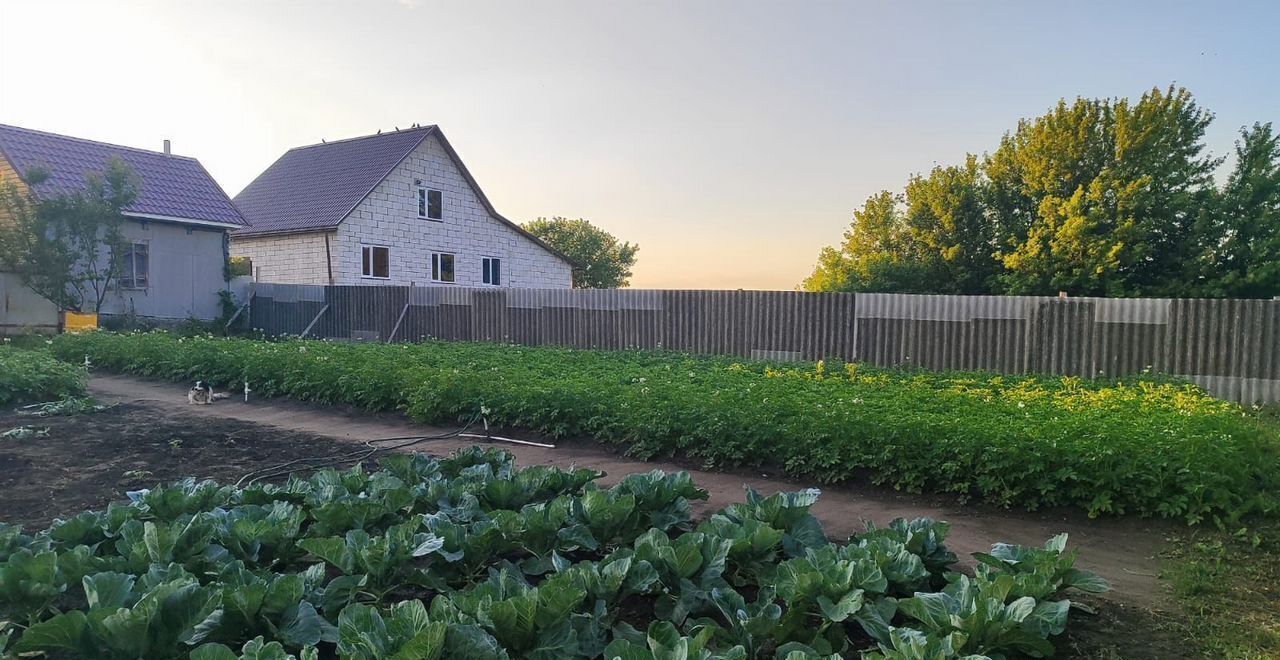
233,411 -> 483,487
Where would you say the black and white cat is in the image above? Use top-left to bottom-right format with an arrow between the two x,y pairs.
187,381 -> 230,405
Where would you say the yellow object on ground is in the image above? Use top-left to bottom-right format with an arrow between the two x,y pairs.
63,312 -> 98,333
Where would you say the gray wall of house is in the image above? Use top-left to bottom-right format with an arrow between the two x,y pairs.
104,218 -> 228,321
0,271 -> 58,335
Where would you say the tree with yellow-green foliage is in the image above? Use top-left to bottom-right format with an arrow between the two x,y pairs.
804,85 -> 1279,298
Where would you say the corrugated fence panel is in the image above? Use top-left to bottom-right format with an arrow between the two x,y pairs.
245,286 -> 1280,405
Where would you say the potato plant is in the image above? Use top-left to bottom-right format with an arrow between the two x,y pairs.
0,343 -> 86,406
0,449 -> 1106,659
50,332 -> 1280,522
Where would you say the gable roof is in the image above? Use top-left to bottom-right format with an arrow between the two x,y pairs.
232,125 -> 572,265
0,123 -> 246,227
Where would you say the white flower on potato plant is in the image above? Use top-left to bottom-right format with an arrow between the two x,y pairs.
1018,401 -> 1026,409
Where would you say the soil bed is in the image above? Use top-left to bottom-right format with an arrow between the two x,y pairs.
0,403 -> 369,530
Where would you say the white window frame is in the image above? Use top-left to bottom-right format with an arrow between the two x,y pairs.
481,256 -> 502,286
119,241 -> 149,289
417,186 -> 443,221
430,251 -> 456,284
361,244 -> 391,280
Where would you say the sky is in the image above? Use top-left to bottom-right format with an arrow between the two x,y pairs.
2,1 -> 1278,290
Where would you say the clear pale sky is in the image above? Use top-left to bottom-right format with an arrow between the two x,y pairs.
2,1 -> 1277,289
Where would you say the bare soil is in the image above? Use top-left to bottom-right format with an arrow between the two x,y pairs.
0,403 -> 363,531
0,374 -> 1202,657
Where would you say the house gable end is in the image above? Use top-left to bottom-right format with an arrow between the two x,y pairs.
331,132 -> 572,287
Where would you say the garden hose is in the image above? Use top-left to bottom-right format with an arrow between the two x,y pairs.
234,411 -> 484,487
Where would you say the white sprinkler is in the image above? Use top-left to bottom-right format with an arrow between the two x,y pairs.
244,380 -> 252,403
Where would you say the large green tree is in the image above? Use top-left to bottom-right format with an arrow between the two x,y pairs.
1197,122 -> 1280,297
805,85 -> 1276,298
0,158 -> 139,312
802,191 -> 937,293
802,159 -> 995,294
993,85 -> 1218,296
903,155 -> 998,294
522,217 -> 639,289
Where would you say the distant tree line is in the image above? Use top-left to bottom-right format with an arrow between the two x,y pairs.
803,86 -> 1280,298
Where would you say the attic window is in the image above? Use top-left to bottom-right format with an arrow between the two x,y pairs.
418,187 -> 443,220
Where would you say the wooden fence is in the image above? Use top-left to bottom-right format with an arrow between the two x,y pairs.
247,284 -> 1280,405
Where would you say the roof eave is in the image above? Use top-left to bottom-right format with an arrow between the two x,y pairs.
190,158 -> 249,226
230,226 -> 339,239
124,212 -> 247,230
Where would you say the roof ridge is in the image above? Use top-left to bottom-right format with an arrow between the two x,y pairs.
0,122 -> 199,161
286,125 -> 437,152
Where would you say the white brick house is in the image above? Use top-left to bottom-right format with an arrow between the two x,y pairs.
230,126 -> 572,288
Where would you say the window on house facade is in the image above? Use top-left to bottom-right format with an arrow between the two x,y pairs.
418,187 -> 443,220
362,245 -> 390,279
431,252 -> 455,283
482,257 -> 502,286
119,242 -> 149,289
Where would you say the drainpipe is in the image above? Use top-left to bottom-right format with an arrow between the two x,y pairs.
323,233 -> 334,285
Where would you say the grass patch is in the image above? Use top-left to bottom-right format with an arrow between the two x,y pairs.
50,331 -> 1280,522
1162,521 -> 1280,658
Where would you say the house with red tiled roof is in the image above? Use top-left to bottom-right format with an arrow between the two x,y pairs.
0,123 -> 247,330
230,125 -> 572,288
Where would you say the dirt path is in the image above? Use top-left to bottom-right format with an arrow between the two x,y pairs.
89,374 -> 1176,612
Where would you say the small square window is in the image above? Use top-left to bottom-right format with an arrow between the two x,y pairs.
431,252 -> 455,283
482,257 -> 502,286
418,187 -> 443,220
362,245 -> 390,279
119,242 -> 149,289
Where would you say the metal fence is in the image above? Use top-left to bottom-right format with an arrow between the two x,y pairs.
247,284 -> 1280,405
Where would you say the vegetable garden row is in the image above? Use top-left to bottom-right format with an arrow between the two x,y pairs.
0,343 -> 85,406
0,448 -> 1107,659
50,332 -> 1280,523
